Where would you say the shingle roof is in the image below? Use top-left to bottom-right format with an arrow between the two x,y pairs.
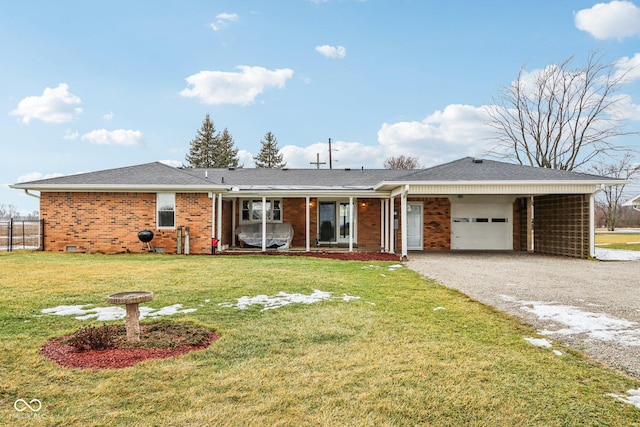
11,157 -> 620,191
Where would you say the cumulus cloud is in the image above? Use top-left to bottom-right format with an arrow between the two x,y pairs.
377,104 -> 493,165
615,53 -> 640,82
315,45 -> 346,59
80,129 -> 144,146
103,111 -> 114,120
10,83 -> 82,124
63,129 -> 79,140
180,66 -> 294,106
281,140 -> 384,168
575,1 -> 640,40
16,171 -> 65,183
159,159 -> 184,168
210,12 -> 239,31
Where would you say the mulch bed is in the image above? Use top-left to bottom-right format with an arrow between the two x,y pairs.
41,331 -> 219,370
218,251 -> 401,261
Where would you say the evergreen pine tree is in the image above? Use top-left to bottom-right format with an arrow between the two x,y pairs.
253,131 -> 286,168
185,114 -> 218,168
216,128 -> 241,168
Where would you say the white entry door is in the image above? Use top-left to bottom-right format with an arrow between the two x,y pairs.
407,203 -> 423,250
451,199 -> 512,250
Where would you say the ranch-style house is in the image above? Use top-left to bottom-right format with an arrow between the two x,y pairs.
11,157 -> 626,259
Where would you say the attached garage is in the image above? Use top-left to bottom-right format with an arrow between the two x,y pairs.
450,195 -> 514,250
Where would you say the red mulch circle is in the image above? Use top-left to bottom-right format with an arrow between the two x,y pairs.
219,251 -> 401,261
41,332 -> 219,370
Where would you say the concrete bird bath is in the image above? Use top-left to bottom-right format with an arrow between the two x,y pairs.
106,291 -> 154,342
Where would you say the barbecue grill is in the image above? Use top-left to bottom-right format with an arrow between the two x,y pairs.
138,230 -> 154,251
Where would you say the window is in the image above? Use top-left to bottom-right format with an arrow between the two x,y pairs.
473,218 -> 489,223
453,217 -> 469,223
241,199 -> 282,223
157,193 -> 175,228
491,218 -> 508,223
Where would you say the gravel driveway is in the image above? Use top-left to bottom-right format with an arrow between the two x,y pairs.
406,252 -> 640,379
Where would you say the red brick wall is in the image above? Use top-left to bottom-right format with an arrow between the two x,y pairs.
40,192 -> 213,254
357,198 -> 381,248
283,198 -> 317,247
420,197 -> 451,250
513,198 -> 528,252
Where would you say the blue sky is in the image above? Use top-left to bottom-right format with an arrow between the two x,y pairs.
2,0 -> 640,213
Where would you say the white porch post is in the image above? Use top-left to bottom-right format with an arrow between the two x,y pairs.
349,197 -> 354,252
401,185 -> 408,260
217,193 -> 223,252
262,196 -> 267,251
527,196 -> 534,252
389,197 -> 396,253
305,196 -> 310,251
231,199 -> 236,247
380,199 -> 385,252
211,193 -> 216,244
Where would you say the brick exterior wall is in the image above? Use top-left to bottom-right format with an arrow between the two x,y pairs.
40,192 -> 213,254
393,197 -> 451,251
533,194 -> 590,258
283,198 -> 317,247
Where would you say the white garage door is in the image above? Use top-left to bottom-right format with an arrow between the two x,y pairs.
451,200 -> 512,250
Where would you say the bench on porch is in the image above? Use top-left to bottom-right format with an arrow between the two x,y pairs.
235,223 -> 294,249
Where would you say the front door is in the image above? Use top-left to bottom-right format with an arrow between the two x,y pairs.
407,203 -> 423,250
319,202 -> 336,242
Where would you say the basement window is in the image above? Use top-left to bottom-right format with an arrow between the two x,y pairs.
157,193 -> 176,228
473,218 -> 489,223
492,218 -> 508,223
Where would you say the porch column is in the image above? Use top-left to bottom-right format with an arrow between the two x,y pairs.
380,199 -> 385,252
217,193 -> 223,252
401,185 -> 408,260
262,196 -> 267,251
389,197 -> 396,253
349,197 -> 354,252
211,193 -> 216,244
231,199 -> 236,247
305,196 -> 310,251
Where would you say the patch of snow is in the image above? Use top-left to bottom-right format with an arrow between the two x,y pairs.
433,306 -> 446,311
41,304 -> 198,321
218,289 -> 360,312
608,388 -> 640,409
503,296 -> 640,347
388,264 -> 403,271
524,337 -> 553,348
361,265 -> 381,270
552,350 -> 563,356
595,248 -> 640,261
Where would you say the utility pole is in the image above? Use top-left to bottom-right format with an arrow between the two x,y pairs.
328,138 -> 333,170
310,153 -> 326,169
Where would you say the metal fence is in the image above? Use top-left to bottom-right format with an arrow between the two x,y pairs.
0,219 -> 43,251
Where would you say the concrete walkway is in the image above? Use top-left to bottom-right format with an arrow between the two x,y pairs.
405,251 -> 640,379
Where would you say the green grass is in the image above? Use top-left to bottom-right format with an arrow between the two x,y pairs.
595,232 -> 640,251
1,252 -> 640,426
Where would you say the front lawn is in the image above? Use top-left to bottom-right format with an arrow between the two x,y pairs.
1,252 -> 639,426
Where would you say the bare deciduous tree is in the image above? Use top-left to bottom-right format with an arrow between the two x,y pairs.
592,153 -> 640,231
383,155 -> 422,169
486,51 -> 638,171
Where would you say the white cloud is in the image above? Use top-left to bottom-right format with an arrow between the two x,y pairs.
210,12 -> 239,31
80,129 -> 144,146
281,140 -> 384,168
180,66 -> 294,106
315,45 -> 346,59
103,111 -> 114,120
16,171 -> 65,183
10,83 -> 82,124
63,129 -> 79,140
575,1 -> 640,40
159,159 -> 184,168
377,104 -> 493,165
615,53 -> 640,82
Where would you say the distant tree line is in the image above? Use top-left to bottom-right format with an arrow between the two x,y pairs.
0,204 -> 39,220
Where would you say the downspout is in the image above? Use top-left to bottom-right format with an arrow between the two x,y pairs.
24,189 -> 40,200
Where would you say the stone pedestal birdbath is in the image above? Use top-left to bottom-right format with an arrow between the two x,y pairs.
106,291 -> 154,342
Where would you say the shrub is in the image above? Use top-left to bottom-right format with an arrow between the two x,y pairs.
66,325 -> 116,351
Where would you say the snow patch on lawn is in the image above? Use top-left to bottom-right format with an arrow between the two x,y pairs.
524,337 -> 552,348
608,388 -> 640,409
41,304 -> 197,321
218,289 -> 360,311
